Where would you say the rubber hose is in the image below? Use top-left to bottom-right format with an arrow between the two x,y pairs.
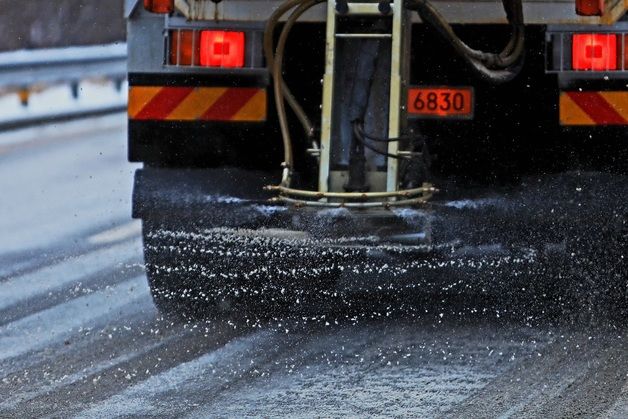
263,0 -> 316,139
273,0 -> 324,173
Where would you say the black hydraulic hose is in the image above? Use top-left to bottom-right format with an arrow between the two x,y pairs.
264,0 -> 316,141
264,0 -> 324,185
405,0 -> 525,83
355,121 -> 415,143
346,131 -> 368,192
273,0 -> 323,174
461,0 -> 524,68
352,121 -> 407,160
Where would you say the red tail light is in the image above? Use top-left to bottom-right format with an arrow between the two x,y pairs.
169,30 -> 247,68
200,31 -> 246,68
170,31 -> 199,65
572,33 -> 617,71
144,0 -> 174,14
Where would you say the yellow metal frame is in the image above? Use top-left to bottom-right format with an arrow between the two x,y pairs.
317,0 -> 338,194
386,0 -> 405,192
318,1 -> 412,196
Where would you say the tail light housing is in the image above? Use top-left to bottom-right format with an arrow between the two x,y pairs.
169,30 -> 246,69
572,33 -> 618,70
144,0 -> 174,14
546,30 -> 627,73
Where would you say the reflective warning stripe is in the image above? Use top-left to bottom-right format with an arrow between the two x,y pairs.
232,89 -> 267,121
127,86 -> 162,117
167,88 -> 226,120
560,91 -> 628,125
135,87 -> 193,120
128,86 -> 266,122
200,88 -> 259,120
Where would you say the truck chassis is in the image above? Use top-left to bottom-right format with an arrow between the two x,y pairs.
126,0 -> 627,318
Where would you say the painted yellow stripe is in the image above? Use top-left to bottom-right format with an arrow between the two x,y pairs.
559,93 -> 595,125
166,87 -> 228,121
599,92 -> 628,118
231,89 -> 267,121
128,87 -> 162,118
601,0 -> 628,25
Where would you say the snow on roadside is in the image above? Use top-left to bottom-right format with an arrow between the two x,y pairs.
0,79 -> 127,124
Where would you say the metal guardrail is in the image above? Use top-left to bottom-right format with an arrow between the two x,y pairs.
0,105 -> 127,132
0,43 -> 127,90
0,43 -> 128,130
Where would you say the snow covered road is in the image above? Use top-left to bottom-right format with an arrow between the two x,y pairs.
0,115 -> 625,417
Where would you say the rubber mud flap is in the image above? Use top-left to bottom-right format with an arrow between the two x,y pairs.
132,167 -> 276,220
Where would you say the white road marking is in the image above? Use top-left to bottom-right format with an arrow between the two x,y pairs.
87,221 -> 142,245
0,275 -> 151,363
0,338 -> 168,410
75,330 -> 285,418
0,239 -> 142,313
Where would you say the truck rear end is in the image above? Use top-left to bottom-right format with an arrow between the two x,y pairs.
125,0 -> 627,318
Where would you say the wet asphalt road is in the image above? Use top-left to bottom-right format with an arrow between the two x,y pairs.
0,115 -> 626,418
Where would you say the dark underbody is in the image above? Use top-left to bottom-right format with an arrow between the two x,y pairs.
129,23 -> 626,320
135,168 -> 627,320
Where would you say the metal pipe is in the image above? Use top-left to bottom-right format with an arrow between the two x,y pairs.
273,0 -> 325,183
271,194 -> 433,208
266,184 -> 436,199
263,0 -> 317,139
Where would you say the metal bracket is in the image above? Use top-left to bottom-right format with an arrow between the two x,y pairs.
318,1 -> 409,196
